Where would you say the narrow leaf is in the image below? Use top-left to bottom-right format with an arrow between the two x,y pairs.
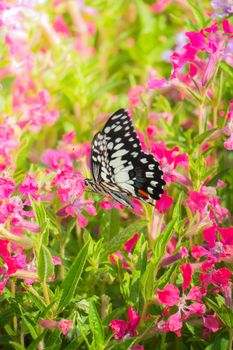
89,301 -> 104,347
58,240 -> 89,311
38,246 -> 54,283
141,261 -> 155,301
103,221 -> 147,259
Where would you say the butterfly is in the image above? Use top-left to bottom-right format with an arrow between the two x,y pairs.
85,109 -> 166,208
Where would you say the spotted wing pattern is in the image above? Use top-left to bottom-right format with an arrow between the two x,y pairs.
89,109 -> 165,207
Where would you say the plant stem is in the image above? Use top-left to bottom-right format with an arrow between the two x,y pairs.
42,282 -> 50,305
228,329 -> 233,350
10,278 -> 17,334
59,240 -> 65,281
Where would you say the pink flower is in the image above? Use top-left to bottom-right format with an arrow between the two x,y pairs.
109,307 -> 140,340
52,256 -> 61,266
58,319 -> 73,335
157,281 -> 205,334
52,171 -> 85,203
16,88 -> 60,132
53,15 -> 71,36
128,85 -> 144,107
77,212 -> 88,228
180,263 -> 193,292
62,131 -> 76,144
155,190 -> 173,213
40,319 -> 57,331
0,240 -> 27,293
203,315 -> 221,332
18,174 -> 39,200
40,319 -> 73,335
158,284 -> 180,306
124,233 -> 139,253
224,133 -> 233,150
166,311 -> 182,334
100,200 -> 124,211
147,76 -> 169,90
222,19 -> 233,34
151,142 -> 188,183
0,177 -> 16,199
151,0 -> 173,13
41,149 -> 73,170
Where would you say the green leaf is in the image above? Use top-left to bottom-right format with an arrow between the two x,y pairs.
220,61 -> 233,78
27,332 -> 47,350
18,307 -> 38,340
9,342 -> 26,350
38,246 -> 54,283
204,336 -> 229,350
89,301 -> 104,347
58,240 -> 90,311
187,0 -> 208,28
102,221 -> 147,259
44,331 -> 62,350
153,218 -> 176,268
206,168 -> 231,187
141,261 -> 155,301
30,198 -> 47,231
172,191 -> 183,232
193,128 -> 217,145
205,297 -> 233,328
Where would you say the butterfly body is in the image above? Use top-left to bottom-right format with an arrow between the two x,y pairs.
85,109 -> 165,208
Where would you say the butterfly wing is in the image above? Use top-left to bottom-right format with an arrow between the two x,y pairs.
102,109 -> 165,204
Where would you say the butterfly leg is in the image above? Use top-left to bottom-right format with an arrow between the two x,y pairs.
110,191 -> 133,208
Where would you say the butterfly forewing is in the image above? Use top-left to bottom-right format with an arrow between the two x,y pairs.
89,109 -> 165,207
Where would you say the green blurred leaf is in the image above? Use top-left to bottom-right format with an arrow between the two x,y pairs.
153,218 -> 177,268
193,128 -> 217,145
38,246 -> 54,283
141,261 -> 155,301
206,168 -> 231,187
102,221 -> 147,259
89,301 -> 104,348
58,240 -> 90,311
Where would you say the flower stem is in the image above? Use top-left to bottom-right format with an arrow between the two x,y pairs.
10,278 -> 17,334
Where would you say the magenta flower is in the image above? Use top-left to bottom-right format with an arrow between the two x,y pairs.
53,15 -> 71,36
40,318 -> 73,335
0,177 -> 16,199
58,319 -> 73,335
124,233 -> 139,253
0,118 -> 20,171
19,174 -> 39,200
191,225 -> 233,268
16,89 -> 60,132
109,233 -> 139,269
41,149 -> 73,171
155,190 -> 173,213
203,314 -> 221,332
186,187 -> 229,222
128,85 -> 144,107
223,116 -> 233,150
0,239 -> 27,293
151,141 -> 188,183
157,263 -> 206,335
52,171 -> 85,203
109,306 -> 140,340
147,76 -> 169,90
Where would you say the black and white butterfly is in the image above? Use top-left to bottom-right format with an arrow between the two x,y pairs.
85,109 -> 166,208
